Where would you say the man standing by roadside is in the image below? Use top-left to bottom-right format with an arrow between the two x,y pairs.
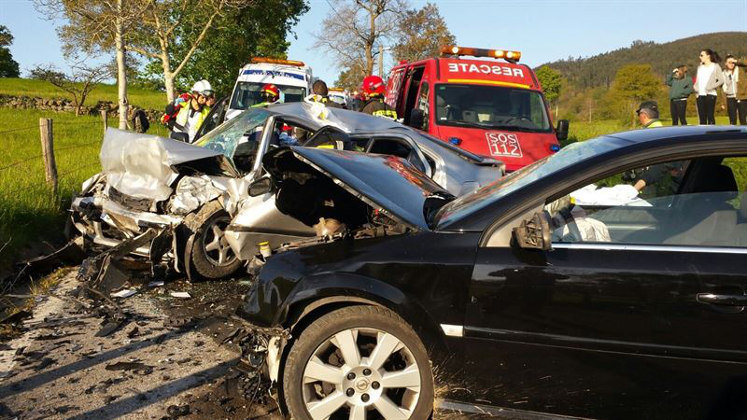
636,101 -> 663,128
666,65 -> 693,125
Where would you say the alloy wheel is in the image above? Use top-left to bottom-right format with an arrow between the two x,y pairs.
202,216 -> 236,266
301,328 -> 422,420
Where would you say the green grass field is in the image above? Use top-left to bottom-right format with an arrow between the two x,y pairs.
0,78 -> 167,110
566,116 -> 733,142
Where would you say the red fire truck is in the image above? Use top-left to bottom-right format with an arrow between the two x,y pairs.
386,46 -> 568,171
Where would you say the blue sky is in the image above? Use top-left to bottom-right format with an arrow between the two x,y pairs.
2,0 -> 746,85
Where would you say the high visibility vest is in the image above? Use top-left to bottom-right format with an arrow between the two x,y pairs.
645,120 -> 663,128
175,105 -> 210,135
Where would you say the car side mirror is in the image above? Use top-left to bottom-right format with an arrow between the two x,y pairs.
556,119 -> 569,141
513,211 -> 552,251
409,109 -> 426,130
248,177 -> 273,197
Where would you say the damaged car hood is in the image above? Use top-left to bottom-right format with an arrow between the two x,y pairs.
265,147 -> 453,231
100,128 -> 238,201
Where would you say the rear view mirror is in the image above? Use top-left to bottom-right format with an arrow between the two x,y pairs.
556,119 -> 569,141
248,177 -> 273,197
408,109 -> 426,130
513,211 -> 552,251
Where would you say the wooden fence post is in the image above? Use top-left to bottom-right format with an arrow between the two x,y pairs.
39,118 -> 58,195
101,109 -> 108,135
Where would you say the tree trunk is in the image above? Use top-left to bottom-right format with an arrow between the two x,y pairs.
164,71 -> 175,103
161,52 -> 175,103
365,45 -> 374,75
115,0 -> 128,130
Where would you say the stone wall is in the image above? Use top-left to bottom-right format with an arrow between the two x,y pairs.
0,94 -> 162,122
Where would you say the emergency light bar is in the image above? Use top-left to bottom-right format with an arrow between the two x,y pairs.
440,46 -> 522,62
250,57 -> 306,67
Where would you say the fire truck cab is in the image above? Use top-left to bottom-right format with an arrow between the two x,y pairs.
386,46 -> 568,171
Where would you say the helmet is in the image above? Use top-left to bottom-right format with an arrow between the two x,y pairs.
261,83 -> 280,103
361,75 -> 385,97
191,80 -> 214,97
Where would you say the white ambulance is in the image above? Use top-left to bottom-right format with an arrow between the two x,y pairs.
225,57 -> 313,120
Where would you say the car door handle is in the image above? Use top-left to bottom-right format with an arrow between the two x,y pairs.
696,293 -> 747,306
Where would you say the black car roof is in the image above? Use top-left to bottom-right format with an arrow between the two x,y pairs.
603,125 -> 747,144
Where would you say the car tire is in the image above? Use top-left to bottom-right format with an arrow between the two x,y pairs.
188,208 -> 241,280
282,305 -> 434,420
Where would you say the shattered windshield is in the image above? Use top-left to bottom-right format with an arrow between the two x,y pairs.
435,84 -> 551,132
194,108 -> 270,167
434,137 -> 621,226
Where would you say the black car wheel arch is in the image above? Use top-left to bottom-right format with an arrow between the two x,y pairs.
273,294 -> 452,415
279,305 -> 437,420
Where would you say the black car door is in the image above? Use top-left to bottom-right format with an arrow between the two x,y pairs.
462,156 -> 747,419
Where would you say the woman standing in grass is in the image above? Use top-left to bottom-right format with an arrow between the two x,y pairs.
667,65 -> 693,125
721,55 -> 741,125
693,49 -> 724,125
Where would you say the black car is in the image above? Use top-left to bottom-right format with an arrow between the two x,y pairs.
237,126 -> 747,420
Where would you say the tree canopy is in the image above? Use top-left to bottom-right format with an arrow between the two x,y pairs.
535,65 -> 562,103
0,26 -> 21,78
156,0 -> 308,96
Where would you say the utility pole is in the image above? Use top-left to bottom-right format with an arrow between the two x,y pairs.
379,44 -> 384,77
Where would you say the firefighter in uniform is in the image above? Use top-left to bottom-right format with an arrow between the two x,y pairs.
360,75 -> 397,119
253,83 -> 282,108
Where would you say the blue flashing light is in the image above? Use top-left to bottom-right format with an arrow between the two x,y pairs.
449,137 -> 462,145
550,144 -> 561,152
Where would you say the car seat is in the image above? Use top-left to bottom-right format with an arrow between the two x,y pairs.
663,165 -> 739,246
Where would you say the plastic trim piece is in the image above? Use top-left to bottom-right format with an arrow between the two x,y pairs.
552,243 -> 747,254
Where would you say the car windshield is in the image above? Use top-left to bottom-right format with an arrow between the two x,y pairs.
230,82 -> 307,109
193,108 -> 270,170
434,84 -> 551,132
434,137 -> 621,226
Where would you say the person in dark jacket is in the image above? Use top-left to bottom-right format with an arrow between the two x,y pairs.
309,80 -> 342,108
666,65 -> 693,125
360,75 -> 397,119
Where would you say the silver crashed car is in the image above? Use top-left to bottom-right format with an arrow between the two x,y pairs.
70,102 -> 503,280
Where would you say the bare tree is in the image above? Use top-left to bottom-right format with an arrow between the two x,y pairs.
35,0 -> 147,129
30,63 -> 111,115
391,2 -> 455,63
127,0 -> 257,102
314,0 -> 407,77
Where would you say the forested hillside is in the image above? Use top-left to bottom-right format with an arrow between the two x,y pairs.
542,32 -> 747,89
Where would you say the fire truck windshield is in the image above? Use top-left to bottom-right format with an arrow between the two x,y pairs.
434,84 -> 551,132
230,82 -> 307,109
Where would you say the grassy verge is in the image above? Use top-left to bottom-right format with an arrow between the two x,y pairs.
566,116 -> 733,143
0,108 -> 169,273
0,78 -> 166,110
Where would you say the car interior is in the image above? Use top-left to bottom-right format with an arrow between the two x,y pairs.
546,155 -> 747,247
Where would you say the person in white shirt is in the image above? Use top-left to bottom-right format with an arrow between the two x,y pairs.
693,49 -> 724,125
